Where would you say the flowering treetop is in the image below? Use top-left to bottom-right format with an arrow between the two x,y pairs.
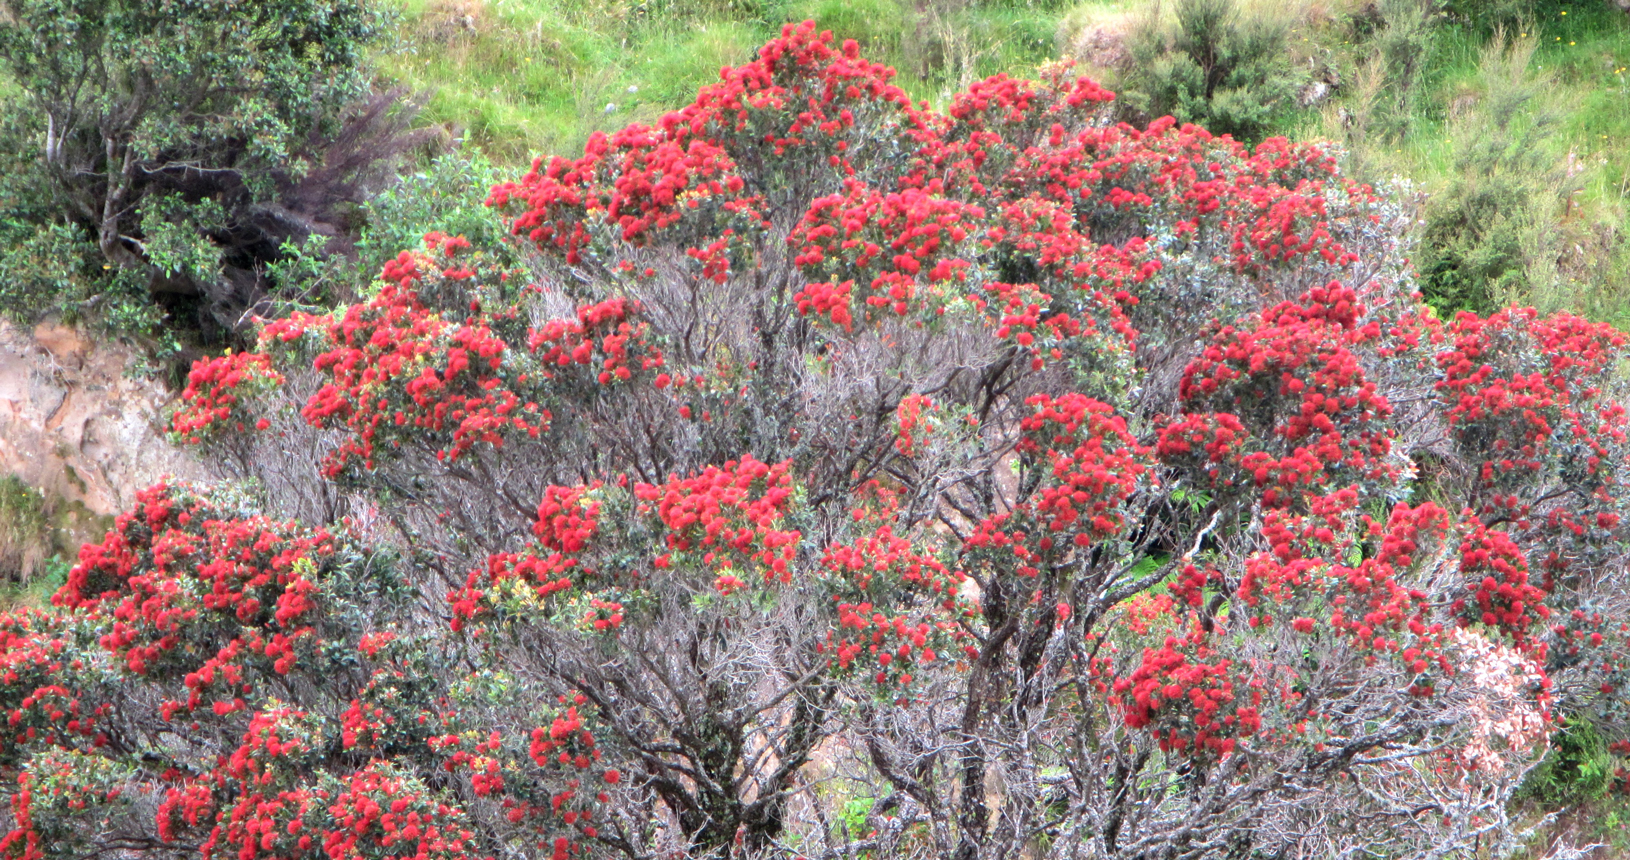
6,21 -> 1628,860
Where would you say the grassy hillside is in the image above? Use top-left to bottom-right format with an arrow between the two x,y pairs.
379,0 -> 1630,321
1282,0 -> 1630,321
379,0 -> 1067,161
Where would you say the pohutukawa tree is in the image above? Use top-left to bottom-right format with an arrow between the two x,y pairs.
2,22 -> 1628,860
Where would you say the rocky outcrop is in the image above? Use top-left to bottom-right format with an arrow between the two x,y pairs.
0,320 -> 203,550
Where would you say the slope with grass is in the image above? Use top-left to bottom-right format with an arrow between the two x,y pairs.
381,0 -> 1068,161
1280,0 -> 1630,321
382,0 -> 1630,321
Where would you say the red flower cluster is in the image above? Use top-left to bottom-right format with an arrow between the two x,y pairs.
491,21 -> 905,276
1074,120 -> 1364,274
323,763 -> 479,860
1454,523 -> 1549,644
790,181 -> 980,329
158,706 -> 482,860
54,484 -> 334,699
0,612 -> 103,767
1438,309 -> 1630,522
818,523 -> 969,687
1016,393 -> 1150,545
1231,499 -> 1451,689
1114,632 -> 1262,756
634,456 -> 799,589
287,283 -> 547,475
527,296 -> 665,387
946,67 -> 1114,132
954,395 -> 1151,578
1166,284 -> 1396,507
170,351 -> 283,442
533,483 -> 602,552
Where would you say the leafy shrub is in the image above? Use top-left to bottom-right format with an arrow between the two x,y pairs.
0,0 -> 421,342
1521,718 -> 1617,804
0,23 -> 1627,860
1417,34 -> 1575,314
1117,0 -> 1303,140
1366,0 -> 1443,138
267,150 -> 526,311
0,477 -> 48,582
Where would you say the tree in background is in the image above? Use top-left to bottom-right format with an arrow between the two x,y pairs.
0,0 -> 423,348
1116,0 -> 1302,141
0,22 -> 1626,860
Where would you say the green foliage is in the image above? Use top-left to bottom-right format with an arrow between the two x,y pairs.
268,149 -> 525,305
1292,0 -> 1630,322
1443,0 -> 1535,30
0,475 -> 48,582
1416,34 -> 1574,315
0,477 -> 112,603
0,0 -> 402,342
888,0 -> 1060,98
1519,718 -> 1616,805
837,796 -> 875,838
1364,0 -> 1443,138
1117,0 -> 1302,141
1443,0 -> 1583,32
0,553 -> 69,608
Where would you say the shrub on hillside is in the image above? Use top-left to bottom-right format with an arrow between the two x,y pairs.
1418,34 -> 1578,315
0,0 -> 423,345
0,22 -> 1626,860
1117,0 -> 1303,141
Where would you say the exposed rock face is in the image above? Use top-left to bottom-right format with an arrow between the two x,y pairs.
0,321 -> 203,535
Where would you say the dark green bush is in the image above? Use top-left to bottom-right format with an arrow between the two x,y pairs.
1117,0 -> 1302,141
267,149 -> 525,308
1519,718 -> 1616,805
0,0 -> 420,345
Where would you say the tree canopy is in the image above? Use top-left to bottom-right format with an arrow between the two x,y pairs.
0,0 -> 412,343
0,22 -> 1626,860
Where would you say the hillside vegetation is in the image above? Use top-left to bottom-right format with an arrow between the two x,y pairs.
380,0 -> 1067,160
1,1 -> 1630,855
16,21 -> 1630,858
383,0 -> 1630,322
1,0 -> 1625,344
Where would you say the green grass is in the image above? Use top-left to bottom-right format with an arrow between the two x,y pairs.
1256,0 -> 1630,320
1445,3 -> 1630,212
380,0 -> 1076,163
